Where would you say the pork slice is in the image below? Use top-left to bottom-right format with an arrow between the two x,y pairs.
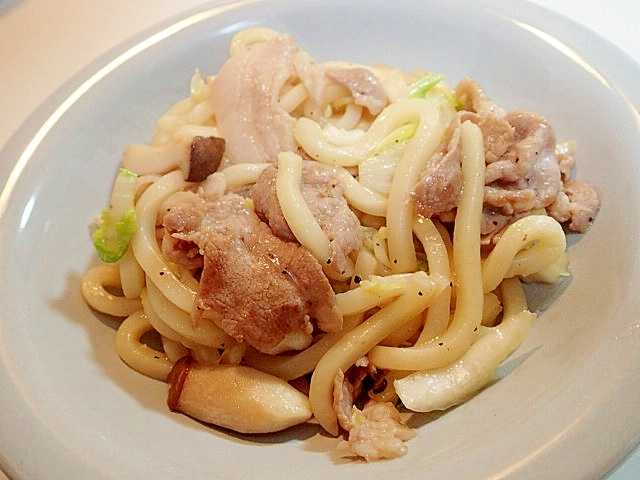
456,77 -> 507,120
161,191 -> 208,269
252,165 -> 296,242
336,396 -> 416,462
483,111 -> 562,216
292,51 -> 331,108
412,119 -> 463,219
252,160 -> 363,279
547,180 -> 600,232
413,77 -> 598,240
162,193 -> 342,354
325,67 -> 387,115
210,34 -> 298,164
293,51 -> 387,115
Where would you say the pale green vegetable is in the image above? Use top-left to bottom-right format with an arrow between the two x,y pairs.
405,73 -> 460,109
91,168 -> 138,263
405,73 -> 444,99
189,68 -> 207,103
373,123 -> 417,154
363,74 -> 447,172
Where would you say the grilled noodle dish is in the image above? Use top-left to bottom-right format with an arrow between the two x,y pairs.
81,27 -> 600,461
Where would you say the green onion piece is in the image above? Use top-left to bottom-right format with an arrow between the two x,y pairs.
373,123 -> 418,154
91,168 -> 138,263
405,73 -> 444,99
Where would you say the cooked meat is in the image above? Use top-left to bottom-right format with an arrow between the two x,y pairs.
161,191 -> 208,269
547,180 -> 600,232
252,159 -> 363,279
294,51 -> 387,115
251,165 -> 296,242
333,369 -> 356,432
332,365 -> 415,461
162,191 -> 342,354
325,67 -> 387,115
161,235 -> 204,270
210,34 -> 298,164
336,399 -> 416,462
412,118 -> 464,218
412,78 -> 599,239
456,77 -> 506,119
332,365 -> 374,431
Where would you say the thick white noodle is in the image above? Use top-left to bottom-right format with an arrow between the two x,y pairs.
81,264 -> 142,317
309,271 -> 446,435
144,278 -> 230,349
130,170 -> 197,312
278,82 -> 309,113
482,214 -> 567,293
385,100 -> 447,273
368,121 -> 486,370
229,26 -> 281,55
220,163 -> 271,189
335,273 -> 415,316
275,151 -> 331,265
294,98 -> 443,167
412,216 -> 452,344
244,314 -> 363,381
333,166 -> 387,217
119,246 -> 145,299
115,310 -> 173,381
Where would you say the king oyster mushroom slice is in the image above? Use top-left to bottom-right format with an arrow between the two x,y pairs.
167,358 -> 312,434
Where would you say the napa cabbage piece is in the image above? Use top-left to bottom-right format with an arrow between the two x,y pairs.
394,308 -> 535,412
91,168 -> 138,263
189,68 -> 207,103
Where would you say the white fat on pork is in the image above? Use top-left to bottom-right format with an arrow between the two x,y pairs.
210,34 -> 298,164
293,51 -> 388,116
252,159 -> 364,280
162,191 -> 342,355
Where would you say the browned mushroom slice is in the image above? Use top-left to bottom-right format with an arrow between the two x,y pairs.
187,136 -> 225,182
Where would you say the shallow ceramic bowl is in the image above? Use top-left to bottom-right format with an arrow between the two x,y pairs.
1,0 -> 639,478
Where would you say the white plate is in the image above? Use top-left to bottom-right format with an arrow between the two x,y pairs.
1,0 -> 639,478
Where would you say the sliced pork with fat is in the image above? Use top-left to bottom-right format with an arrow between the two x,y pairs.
412,78 -> 599,239
210,34 -> 298,164
162,191 -> 342,354
252,159 -> 364,279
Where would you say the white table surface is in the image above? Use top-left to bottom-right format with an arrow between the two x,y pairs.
0,0 -> 638,478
